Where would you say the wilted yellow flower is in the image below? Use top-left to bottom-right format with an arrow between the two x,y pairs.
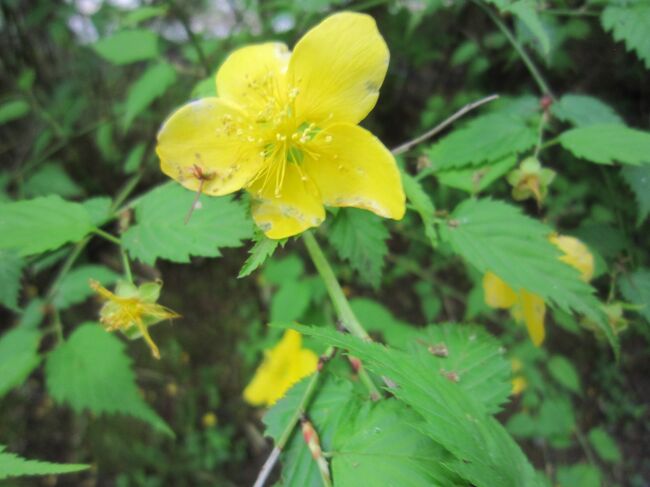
483,235 -> 594,346
243,329 -> 318,407
157,12 -> 405,239
90,279 -> 180,359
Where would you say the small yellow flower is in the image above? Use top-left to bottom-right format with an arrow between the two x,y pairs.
510,358 -> 527,395
483,235 -> 594,346
201,412 -> 218,429
90,279 -> 180,359
157,12 -> 405,239
243,329 -> 318,407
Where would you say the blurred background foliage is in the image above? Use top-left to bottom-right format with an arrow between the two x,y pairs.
1,0 -> 649,486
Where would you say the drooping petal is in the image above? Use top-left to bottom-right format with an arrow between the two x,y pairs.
157,98 -> 263,196
304,124 -> 404,219
216,42 -> 290,118
549,234 -> 594,282
287,12 -> 389,126
519,290 -> 546,346
248,159 -> 325,240
483,272 -> 518,309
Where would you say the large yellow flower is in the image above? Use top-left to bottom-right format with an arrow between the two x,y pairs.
483,235 -> 594,346
243,329 -> 318,407
157,12 -> 405,239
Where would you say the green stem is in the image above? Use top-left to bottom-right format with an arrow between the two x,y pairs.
121,248 -> 134,283
475,0 -> 554,98
92,228 -> 121,245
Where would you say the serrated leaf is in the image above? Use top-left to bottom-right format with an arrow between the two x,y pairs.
52,265 -> 120,310
0,445 -> 88,480
441,199 -> 617,354
559,124 -> 650,165
82,196 -> 113,226
263,376 -> 358,486
620,268 -> 650,322
602,2 -> 650,69
332,399 -> 462,486
0,99 -> 30,125
292,325 -> 542,487
0,196 -> 93,256
402,171 -> 438,246
327,208 -> 388,288
45,324 -> 173,436
123,62 -> 176,130
122,184 -> 253,265
508,1 -> 550,56
436,155 -> 517,193
427,114 -> 537,171
23,163 -> 84,199
0,328 -> 41,397
350,298 -> 415,348
92,30 -> 159,65
552,94 -> 623,127
547,355 -> 581,394
238,237 -> 279,278
621,165 -> 650,226
0,250 -> 23,311
407,323 -> 512,414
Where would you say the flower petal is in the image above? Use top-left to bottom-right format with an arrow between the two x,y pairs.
305,123 -> 405,219
549,234 -> 594,282
519,290 -> 546,346
248,160 -> 325,239
288,12 -> 389,125
216,42 -> 290,116
157,98 -> 263,196
483,272 -> 518,309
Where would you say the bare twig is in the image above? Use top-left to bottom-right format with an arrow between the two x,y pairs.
253,446 -> 281,487
390,94 -> 499,156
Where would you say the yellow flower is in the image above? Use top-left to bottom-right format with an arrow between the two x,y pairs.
510,358 -> 527,395
243,329 -> 318,407
483,235 -> 594,346
90,279 -> 180,359
157,12 -> 405,239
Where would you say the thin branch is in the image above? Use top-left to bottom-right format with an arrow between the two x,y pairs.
390,94 -> 499,156
253,446 -> 281,487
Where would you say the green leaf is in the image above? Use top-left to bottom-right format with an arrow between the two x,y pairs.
123,62 -> 176,130
601,2 -> 650,69
0,196 -> 93,256
122,184 -> 254,265
263,376 -> 358,486
402,171 -> 438,246
122,5 -> 168,26
23,163 -> 84,199
508,1 -> 550,56
92,30 -> 159,65
327,208 -> 388,288
238,237 -> 280,278
350,298 -> 415,348
262,254 -> 304,285
0,445 -> 88,480
426,114 -> 537,171
552,94 -> 623,127
82,196 -> 113,226
621,165 -> 650,225
270,280 -> 312,323
292,325 -> 542,487
0,328 -> 41,398
0,99 -> 30,125
124,143 -> 147,174
556,463 -> 601,487
45,324 -> 173,436
588,427 -> 621,464
620,268 -> 650,322
0,250 -> 23,311
407,323 -> 512,414
547,355 -> 581,394
559,124 -> 650,165
52,264 -> 120,310
441,199 -> 617,354
332,400 -> 462,486
436,155 -> 517,194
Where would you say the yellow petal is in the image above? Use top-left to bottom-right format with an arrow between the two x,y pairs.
483,272 -> 518,309
305,123 -> 405,219
512,376 -> 527,395
248,159 -> 325,239
549,234 -> 594,282
157,98 -> 263,196
287,12 -> 389,125
520,290 -> 546,346
216,42 -> 290,116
